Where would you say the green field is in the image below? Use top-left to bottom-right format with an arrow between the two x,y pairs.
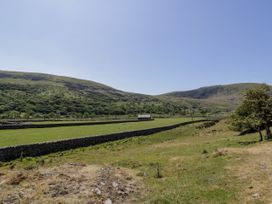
0,118 -> 192,148
3,120 -> 267,203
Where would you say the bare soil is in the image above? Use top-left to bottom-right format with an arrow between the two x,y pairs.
0,163 -> 141,204
216,142 -> 272,203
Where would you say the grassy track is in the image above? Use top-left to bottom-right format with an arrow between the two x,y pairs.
0,118 -> 191,147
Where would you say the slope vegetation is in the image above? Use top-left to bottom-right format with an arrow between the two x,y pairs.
0,70 -> 269,118
161,83 -> 271,111
0,70 -> 186,118
1,120 -> 270,203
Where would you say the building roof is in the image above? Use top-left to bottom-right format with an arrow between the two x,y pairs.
138,114 -> 152,118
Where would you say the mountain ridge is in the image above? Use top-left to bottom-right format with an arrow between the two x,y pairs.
161,83 -> 271,111
161,83 -> 268,99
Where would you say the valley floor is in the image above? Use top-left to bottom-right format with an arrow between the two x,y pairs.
0,120 -> 271,203
0,118 -> 189,147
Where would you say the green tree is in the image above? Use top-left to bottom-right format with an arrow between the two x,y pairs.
231,85 -> 272,141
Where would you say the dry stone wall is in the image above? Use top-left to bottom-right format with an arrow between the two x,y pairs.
0,120 -> 207,162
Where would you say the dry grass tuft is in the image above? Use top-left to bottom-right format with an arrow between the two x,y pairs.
221,143 -> 272,203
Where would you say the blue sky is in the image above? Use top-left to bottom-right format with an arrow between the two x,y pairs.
0,0 -> 271,94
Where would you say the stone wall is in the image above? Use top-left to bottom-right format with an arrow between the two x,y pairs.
0,119 -> 146,130
0,120 -> 207,162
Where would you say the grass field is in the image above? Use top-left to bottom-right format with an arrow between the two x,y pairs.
1,120 -> 270,203
0,118 -> 192,147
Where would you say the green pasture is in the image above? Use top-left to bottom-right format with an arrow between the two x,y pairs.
0,118 -> 191,147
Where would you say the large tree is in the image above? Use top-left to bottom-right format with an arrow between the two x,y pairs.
231,85 -> 272,141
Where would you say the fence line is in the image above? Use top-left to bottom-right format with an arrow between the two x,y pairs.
0,120 -> 207,162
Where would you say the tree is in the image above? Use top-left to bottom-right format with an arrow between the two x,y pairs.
231,85 -> 272,141
231,111 -> 264,141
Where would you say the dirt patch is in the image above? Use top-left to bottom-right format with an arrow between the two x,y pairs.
153,142 -> 190,149
221,143 -> 272,203
212,149 -> 229,158
0,163 -> 141,204
92,166 -> 141,203
5,172 -> 27,185
169,156 -> 194,162
225,143 -> 272,155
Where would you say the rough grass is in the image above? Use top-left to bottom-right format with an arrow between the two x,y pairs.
1,120 -> 270,203
0,118 -> 190,147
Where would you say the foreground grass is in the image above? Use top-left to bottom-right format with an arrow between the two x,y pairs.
2,120 -> 266,203
0,118 -> 191,147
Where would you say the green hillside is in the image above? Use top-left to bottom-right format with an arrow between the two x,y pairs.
160,83 -> 271,111
0,70 -> 268,119
0,70 -> 187,119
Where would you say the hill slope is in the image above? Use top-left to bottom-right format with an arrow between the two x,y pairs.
0,70 -> 269,118
0,70 -> 186,118
160,83 -> 271,111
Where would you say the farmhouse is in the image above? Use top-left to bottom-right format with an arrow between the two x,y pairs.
137,114 -> 153,121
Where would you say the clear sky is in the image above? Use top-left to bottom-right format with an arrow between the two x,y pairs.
0,0 -> 271,94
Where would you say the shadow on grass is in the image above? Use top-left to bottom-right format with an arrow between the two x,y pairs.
238,141 -> 258,146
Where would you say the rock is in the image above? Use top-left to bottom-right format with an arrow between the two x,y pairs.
104,198 -> 112,204
93,187 -> 102,195
117,190 -> 125,195
112,181 -> 118,188
252,193 -> 261,199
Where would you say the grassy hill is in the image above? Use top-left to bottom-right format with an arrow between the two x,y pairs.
160,83 -> 271,111
0,70 -> 269,119
0,70 -> 187,119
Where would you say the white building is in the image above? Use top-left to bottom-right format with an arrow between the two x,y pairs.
137,114 -> 152,120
